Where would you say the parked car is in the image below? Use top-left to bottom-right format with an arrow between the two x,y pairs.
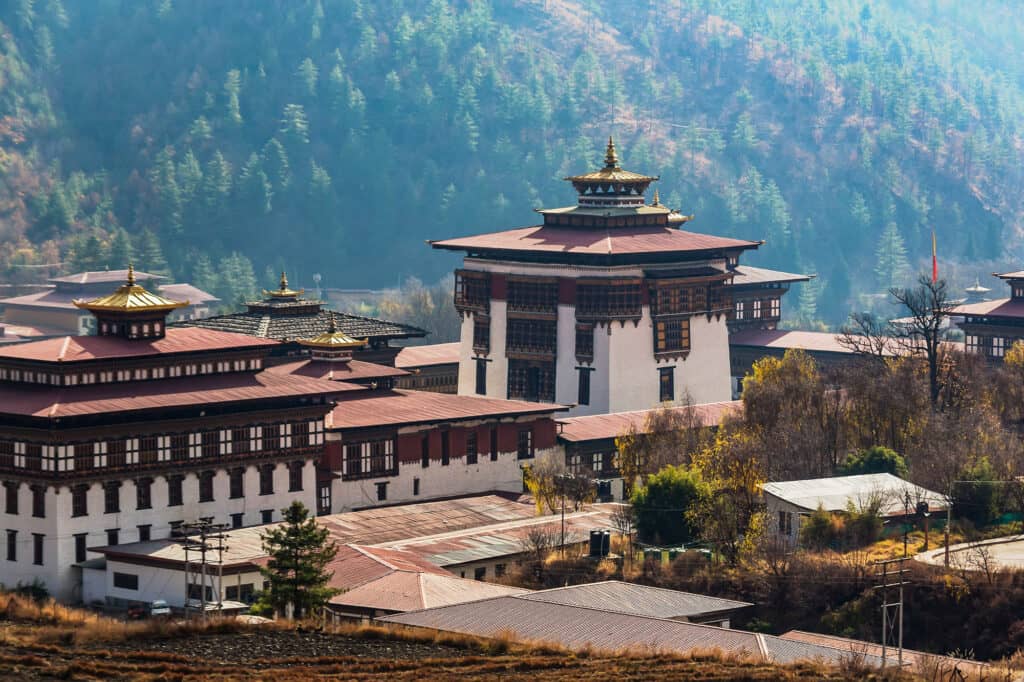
149,600 -> 171,618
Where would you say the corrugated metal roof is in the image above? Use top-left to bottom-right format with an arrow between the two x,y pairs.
519,581 -> 751,619
0,327 -> 279,363
728,329 -> 858,354
330,571 -> 527,613
779,631 -> 989,675
557,402 -> 740,443
328,389 -> 565,430
995,271 -> 1024,280
394,343 -> 461,368
381,597 -> 872,665
0,371 -> 360,418
763,474 -> 947,516
94,494 -> 540,566
431,225 -> 758,257
49,269 -> 167,285
953,297 -> 1024,318
729,265 -> 811,286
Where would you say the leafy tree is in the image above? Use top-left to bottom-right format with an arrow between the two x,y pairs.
631,465 -> 709,546
258,500 -> 339,619
839,445 -> 908,477
800,505 -> 841,551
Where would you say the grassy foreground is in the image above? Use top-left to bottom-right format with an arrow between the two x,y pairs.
0,592 -> 921,681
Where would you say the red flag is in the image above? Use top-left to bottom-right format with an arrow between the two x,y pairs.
931,230 -> 938,283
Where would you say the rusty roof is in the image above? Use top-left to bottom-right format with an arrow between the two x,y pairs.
267,358 -> 408,382
375,506 -> 618,567
953,297 -> 1024,318
93,494 -> 539,567
328,389 -> 565,430
381,597 -> 874,665
520,581 -> 751,619
0,327 -> 280,364
557,402 -> 741,443
728,329 -> 859,354
431,225 -> 759,259
0,371 -> 360,419
394,342 -> 461,368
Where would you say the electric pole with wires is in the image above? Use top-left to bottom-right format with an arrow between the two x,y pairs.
872,555 -> 911,668
181,517 -> 229,620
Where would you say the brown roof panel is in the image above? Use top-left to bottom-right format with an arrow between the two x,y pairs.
0,371 -> 361,419
953,297 -> 1024,317
330,571 -> 527,613
49,269 -> 166,285
520,581 -> 750,619
394,343 -> 461,368
729,265 -> 811,286
268,358 -> 409,382
728,329 -> 857,354
779,631 -> 988,676
0,327 -> 280,364
558,402 -> 741,443
328,389 -> 565,430
431,225 -> 759,258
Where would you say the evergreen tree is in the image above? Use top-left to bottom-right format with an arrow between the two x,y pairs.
190,253 -> 219,298
874,221 -> 910,291
280,103 -> 309,145
261,138 -> 292,193
135,228 -> 171,277
224,69 -> 243,125
258,500 -> 339,619
219,252 -> 257,307
68,232 -> 106,273
238,153 -> 272,215
106,228 -> 132,269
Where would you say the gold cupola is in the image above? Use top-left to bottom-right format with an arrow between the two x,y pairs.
73,264 -> 187,339
563,136 -> 660,208
297,312 -> 367,362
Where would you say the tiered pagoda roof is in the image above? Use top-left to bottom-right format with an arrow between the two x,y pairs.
176,273 -> 426,345
73,264 -> 188,314
431,137 -> 760,265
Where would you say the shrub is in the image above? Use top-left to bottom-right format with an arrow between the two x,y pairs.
838,446 -> 907,478
631,465 -> 709,546
799,505 -> 841,550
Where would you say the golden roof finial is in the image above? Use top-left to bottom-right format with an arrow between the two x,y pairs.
328,311 -> 338,333
126,262 -> 136,286
74,262 -> 187,313
279,271 -> 288,291
604,135 -> 619,169
651,189 -> 660,206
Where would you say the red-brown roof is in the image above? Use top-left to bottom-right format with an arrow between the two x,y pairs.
779,631 -> 988,676
729,265 -> 811,286
953,297 -> 1024,318
431,225 -> 758,258
394,342 -> 461,368
0,371 -> 360,419
268,358 -> 408,382
728,329 -> 857,354
328,389 -> 565,429
557,401 -> 741,443
329,570 -> 528,613
0,327 -> 280,364
49,269 -> 166,285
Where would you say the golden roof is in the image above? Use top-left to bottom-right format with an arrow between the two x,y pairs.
297,313 -> 368,350
564,136 -> 660,184
263,271 -> 304,299
73,264 -> 188,313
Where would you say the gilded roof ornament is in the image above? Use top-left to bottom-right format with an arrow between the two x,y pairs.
564,138 -> 659,188
73,263 -> 188,313
297,312 -> 368,350
604,136 -> 620,169
263,270 -> 304,299
651,189 -> 661,206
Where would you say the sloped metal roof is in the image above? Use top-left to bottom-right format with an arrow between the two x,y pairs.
519,581 -> 751,619
763,474 -> 947,516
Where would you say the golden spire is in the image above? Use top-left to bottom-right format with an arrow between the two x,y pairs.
73,265 -> 188,313
297,312 -> 368,351
279,271 -> 288,290
651,189 -> 660,206
604,135 -> 619,169
327,311 -> 338,333
263,270 -> 304,299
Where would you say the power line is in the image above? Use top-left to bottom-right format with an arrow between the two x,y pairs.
180,517 -> 229,621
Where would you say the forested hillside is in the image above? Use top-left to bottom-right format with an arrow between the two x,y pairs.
2,0 -> 1023,323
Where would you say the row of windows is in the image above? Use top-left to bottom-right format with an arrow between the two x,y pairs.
343,439 -> 396,480
506,318 -> 557,356
454,270 -> 490,312
567,451 -> 617,475
3,463 -> 302,518
0,421 -> 323,474
5,530 -> 44,566
734,298 -> 781,321
0,358 -> 263,387
576,281 -> 643,319
965,335 -> 1010,358
507,278 -> 558,314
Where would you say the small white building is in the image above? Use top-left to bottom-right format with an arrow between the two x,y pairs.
763,473 -> 948,547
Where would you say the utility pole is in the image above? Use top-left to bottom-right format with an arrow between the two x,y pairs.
872,556 -> 910,669
181,517 -> 230,620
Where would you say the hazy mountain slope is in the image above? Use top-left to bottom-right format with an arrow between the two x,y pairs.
1,0 -> 1022,322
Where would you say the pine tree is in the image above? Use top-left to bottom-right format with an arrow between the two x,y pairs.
107,228 -> 132,269
219,252 -> 257,307
135,228 -> 171,277
257,500 -> 339,619
874,222 -> 910,291
224,69 -> 242,125
280,104 -> 309,145
296,58 -> 318,97
238,153 -> 272,215
262,138 -> 292,193
190,253 -> 219,298
69,233 -> 106,273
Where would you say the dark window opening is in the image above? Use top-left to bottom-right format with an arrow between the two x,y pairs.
474,566 -> 486,581
260,509 -> 273,524
6,530 -> 16,561
421,435 -> 430,468
517,429 -> 535,460
106,529 -> 119,546
72,485 -> 88,518
3,482 -> 16,515
490,428 -> 498,462
577,367 -> 591,406
199,471 -> 215,503
113,572 -> 138,590
104,482 -> 121,514
475,358 -> 487,395
441,432 -> 450,466
473,316 -> 491,353
137,524 -> 151,543
466,432 -> 478,465
32,534 -> 43,565
259,465 -> 274,495
575,324 -> 594,359
659,367 -> 675,403
229,468 -> 244,499
317,484 -> 331,516
167,475 -> 184,507
231,513 -> 244,529
136,478 -> 152,510
375,482 -> 388,502
31,485 -> 45,518
74,533 -> 87,563
413,478 -> 420,496
508,360 -> 555,403
288,461 -> 304,492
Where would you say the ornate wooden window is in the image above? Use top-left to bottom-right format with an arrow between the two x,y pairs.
454,269 -> 490,313
292,422 -> 310,448
262,425 -> 281,452
167,475 -> 183,507
753,300 -> 762,318
575,324 -> 594,360
0,441 -> 12,469
473,316 -> 491,353
508,360 -> 556,402
71,485 -> 88,518
654,318 -> 691,355
517,428 -> 535,460
103,481 -> 121,514
770,298 -> 781,318
201,432 -> 219,459
74,444 -> 94,471
507,277 -> 558,314
231,428 -> 249,455
659,367 -> 675,402
343,438 -> 396,480
466,431 -> 478,465
140,436 -> 159,464
136,478 -> 152,510
576,280 -> 642,319
506,318 -> 557,356
288,461 -> 304,492
170,434 -> 188,462
108,439 -> 127,468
